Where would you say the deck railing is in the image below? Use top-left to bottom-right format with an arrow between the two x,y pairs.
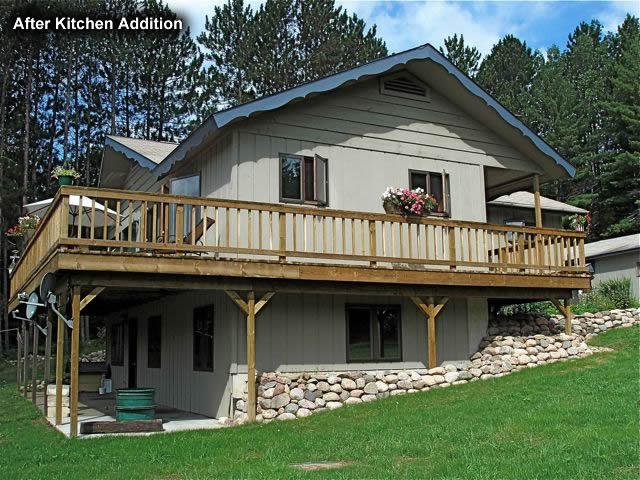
10,186 -> 588,297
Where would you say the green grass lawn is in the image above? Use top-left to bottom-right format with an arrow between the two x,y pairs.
0,327 -> 638,480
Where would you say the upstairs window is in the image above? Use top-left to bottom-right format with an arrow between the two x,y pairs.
409,170 -> 451,216
380,72 -> 430,102
280,154 -> 328,205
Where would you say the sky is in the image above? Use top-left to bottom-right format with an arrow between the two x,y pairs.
165,0 -> 638,56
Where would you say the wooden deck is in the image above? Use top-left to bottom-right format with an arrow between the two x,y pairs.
9,186 -> 590,308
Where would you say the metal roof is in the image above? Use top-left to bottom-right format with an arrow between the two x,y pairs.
153,43 -> 576,179
584,233 -> 640,259
488,191 -> 588,214
106,135 -> 178,170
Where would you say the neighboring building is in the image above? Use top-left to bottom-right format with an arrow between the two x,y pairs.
8,44 -> 590,433
585,234 -> 640,298
487,191 -> 588,230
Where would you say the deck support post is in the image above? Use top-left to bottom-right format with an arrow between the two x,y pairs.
31,324 -> 39,404
16,332 -> 22,392
22,321 -> 28,398
550,298 -> 573,335
44,306 -> 53,415
69,286 -> 81,438
410,296 -> 449,369
225,290 -> 275,422
55,300 -> 65,424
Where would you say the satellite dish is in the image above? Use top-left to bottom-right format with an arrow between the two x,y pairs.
40,273 -> 56,303
26,292 -> 39,319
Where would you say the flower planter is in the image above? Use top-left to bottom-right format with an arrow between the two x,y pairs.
57,175 -> 74,186
383,203 -> 431,217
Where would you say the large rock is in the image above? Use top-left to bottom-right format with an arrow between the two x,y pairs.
375,381 -> 389,392
341,378 -> 357,391
363,382 -> 379,394
298,399 -> 316,410
277,412 -> 296,421
271,393 -> 290,409
397,380 -> 413,390
289,387 -> 304,401
284,403 -> 299,414
444,372 -> 459,383
345,397 -> 363,405
326,401 -> 343,410
327,375 -> 341,385
428,367 -> 446,375
297,408 -> 312,417
316,381 -> 330,392
323,392 -> 341,402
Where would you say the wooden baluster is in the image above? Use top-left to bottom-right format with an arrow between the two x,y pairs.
434,226 -> 439,260
408,224 -> 413,259
202,206 -> 207,247
425,224 -> 430,259
191,206 -> 197,245
573,238 -> 578,268
416,224 -> 422,259
90,199 -> 96,240
226,208 -> 230,247
247,209 -> 252,249
351,218 -> 356,255
268,211 -> 272,250
127,201 -> 133,242
448,226 -> 456,269
115,200 -> 121,241
313,216 -> 318,252
142,201 -> 148,244
236,209 -> 241,248
292,213 -> 297,252
257,210 -> 262,250
341,217 -> 346,254
214,207 -> 219,247
303,214 -> 308,252
332,217 -> 337,254
399,222 -> 404,258
360,219 -> 365,256
176,204 -> 184,245
152,204 -> 157,243
103,199 -> 108,240
369,220 -> 377,266
323,217 -> 328,253
279,212 -> 286,260
391,222 -> 396,257
382,221 -> 387,257
467,228 -> 472,263
77,197 -> 83,239
518,232 -> 525,271
579,237 -> 585,268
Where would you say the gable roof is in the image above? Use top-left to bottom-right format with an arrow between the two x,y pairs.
153,43 -> 575,180
105,135 -> 178,169
584,233 -> 640,259
488,191 -> 588,214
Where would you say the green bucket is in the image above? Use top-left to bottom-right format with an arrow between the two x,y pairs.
115,406 -> 157,421
57,175 -> 73,186
115,388 -> 156,421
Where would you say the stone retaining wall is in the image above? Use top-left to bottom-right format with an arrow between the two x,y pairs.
233,308 -> 640,423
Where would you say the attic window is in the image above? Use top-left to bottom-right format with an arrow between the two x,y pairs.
380,73 -> 430,102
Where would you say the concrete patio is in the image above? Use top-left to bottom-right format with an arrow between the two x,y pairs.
33,391 -> 226,438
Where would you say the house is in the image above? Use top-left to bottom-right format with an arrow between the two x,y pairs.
8,44 -> 590,435
487,191 -> 588,229
584,234 -> 640,298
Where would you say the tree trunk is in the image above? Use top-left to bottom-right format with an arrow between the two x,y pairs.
110,52 -> 117,135
30,47 -> 42,191
85,51 -> 92,186
62,51 -> 72,165
47,77 -> 60,190
0,63 -> 9,353
22,46 -> 34,207
125,68 -> 130,137
74,55 -> 79,172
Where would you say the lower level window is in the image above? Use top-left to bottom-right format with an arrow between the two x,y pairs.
110,323 -> 124,366
346,305 -> 401,362
193,305 -> 214,372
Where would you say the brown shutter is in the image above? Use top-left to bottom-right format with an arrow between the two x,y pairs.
442,171 -> 451,216
314,154 -> 328,205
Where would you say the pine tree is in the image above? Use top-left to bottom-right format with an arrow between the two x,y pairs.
439,34 -> 481,77
198,0 -> 254,108
476,35 -> 543,123
599,15 -> 640,237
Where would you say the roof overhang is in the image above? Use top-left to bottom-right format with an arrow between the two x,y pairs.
153,43 -> 575,182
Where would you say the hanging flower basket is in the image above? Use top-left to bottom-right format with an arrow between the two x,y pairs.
51,164 -> 81,186
381,187 -> 437,217
568,213 -> 591,233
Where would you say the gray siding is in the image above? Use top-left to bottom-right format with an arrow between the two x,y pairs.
590,251 -> 640,298
107,291 -> 487,418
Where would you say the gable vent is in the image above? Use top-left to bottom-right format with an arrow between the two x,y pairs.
380,73 -> 430,102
